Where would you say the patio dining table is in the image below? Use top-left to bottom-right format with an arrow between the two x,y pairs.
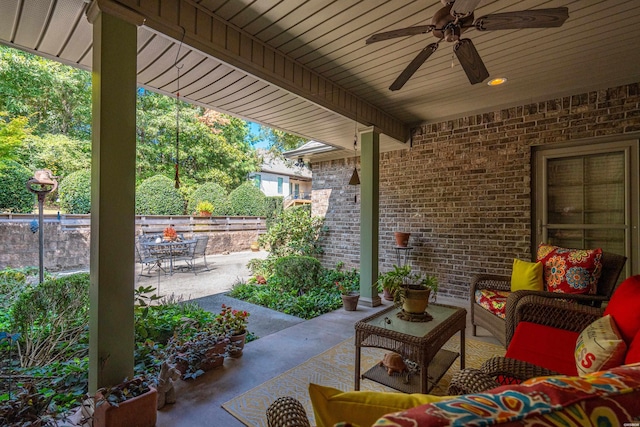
141,239 -> 196,275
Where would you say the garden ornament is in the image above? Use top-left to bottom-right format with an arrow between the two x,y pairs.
379,352 -> 407,376
156,361 -> 181,409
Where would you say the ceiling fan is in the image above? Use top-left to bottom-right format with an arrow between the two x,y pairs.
366,0 -> 569,90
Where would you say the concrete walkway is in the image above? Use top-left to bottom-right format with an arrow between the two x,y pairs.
136,249 -> 305,339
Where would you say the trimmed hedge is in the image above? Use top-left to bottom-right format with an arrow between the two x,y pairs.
0,160 -> 35,213
58,169 -> 91,214
187,182 -> 229,215
264,196 -> 284,230
228,181 -> 266,216
135,175 -> 185,215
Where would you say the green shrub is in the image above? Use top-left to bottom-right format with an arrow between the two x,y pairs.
228,181 -> 266,216
187,182 -> 228,215
0,160 -> 35,213
135,175 -> 185,215
58,169 -> 91,214
11,273 -> 90,368
272,255 -> 321,295
264,196 -> 283,230
259,206 -> 326,257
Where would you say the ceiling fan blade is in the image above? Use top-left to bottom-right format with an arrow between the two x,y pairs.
475,7 -> 569,31
366,25 -> 435,44
450,0 -> 482,18
389,43 -> 439,91
454,38 -> 489,84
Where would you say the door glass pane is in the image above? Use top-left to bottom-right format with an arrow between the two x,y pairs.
547,229 -> 626,255
547,152 -> 625,225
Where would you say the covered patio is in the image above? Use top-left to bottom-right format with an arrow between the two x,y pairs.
1,0 -> 639,406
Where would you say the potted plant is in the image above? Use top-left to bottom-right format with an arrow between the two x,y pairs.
213,304 -> 250,358
163,226 -> 178,241
166,329 -> 229,380
93,376 -> 157,427
196,201 -> 214,217
375,264 -> 411,301
336,280 -> 360,311
376,265 -> 438,314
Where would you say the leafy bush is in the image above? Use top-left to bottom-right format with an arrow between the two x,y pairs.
0,267 -> 42,332
229,263 -> 360,319
135,174 -> 185,215
58,169 -> 91,214
272,255 -> 321,295
10,273 -> 90,367
264,196 -> 283,230
187,182 -> 229,215
228,181 -> 266,216
0,160 -> 34,213
259,206 -> 326,257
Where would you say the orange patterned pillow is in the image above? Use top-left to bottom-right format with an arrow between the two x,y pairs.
537,243 -> 603,295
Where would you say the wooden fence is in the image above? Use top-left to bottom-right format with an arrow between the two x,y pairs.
0,214 -> 266,234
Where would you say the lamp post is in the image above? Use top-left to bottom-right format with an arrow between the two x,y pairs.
26,169 -> 58,283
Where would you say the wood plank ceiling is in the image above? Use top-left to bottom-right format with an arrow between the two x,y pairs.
1,0 -> 639,157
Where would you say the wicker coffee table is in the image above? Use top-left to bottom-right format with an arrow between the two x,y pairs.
355,304 -> 466,394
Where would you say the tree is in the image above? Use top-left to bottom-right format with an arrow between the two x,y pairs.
0,45 -> 91,140
0,113 -> 29,161
135,175 -> 185,215
228,181 -> 267,216
136,90 -> 260,191
257,126 -> 307,153
17,133 -> 90,178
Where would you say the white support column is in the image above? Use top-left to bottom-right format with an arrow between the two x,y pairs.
87,8 -> 137,392
359,128 -> 382,307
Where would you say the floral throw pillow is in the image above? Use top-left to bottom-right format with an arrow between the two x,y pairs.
536,243 -> 603,295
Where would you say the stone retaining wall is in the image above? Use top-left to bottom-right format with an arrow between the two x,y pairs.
0,218 -> 262,272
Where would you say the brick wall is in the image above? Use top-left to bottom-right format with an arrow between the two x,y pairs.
313,83 -> 640,300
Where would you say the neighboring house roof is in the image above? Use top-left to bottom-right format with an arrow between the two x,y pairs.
256,149 -> 312,180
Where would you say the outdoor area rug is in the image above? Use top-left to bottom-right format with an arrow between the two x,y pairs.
222,335 -> 505,427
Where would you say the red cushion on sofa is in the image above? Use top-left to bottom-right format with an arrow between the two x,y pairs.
506,321 -> 579,376
625,331 -> 640,365
604,275 -> 640,344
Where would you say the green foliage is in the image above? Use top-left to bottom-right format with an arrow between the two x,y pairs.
0,45 -> 91,140
272,255 -> 321,295
19,133 -> 91,178
246,257 -> 278,281
264,196 -> 284,230
0,160 -> 35,213
187,182 -> 229,215
136,90 -> 260,190
135,175 -> 185,215
58,169 -> 91,214
10,273 -> 89,368
229,263 -> 360,319
0,267 -> 42,332
0,113 -> 29,161
257,126 -> 307,153
228,181 -> 267,216
259,206 -> 326,257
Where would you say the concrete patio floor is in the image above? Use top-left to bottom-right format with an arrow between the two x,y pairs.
139,250 -> 500,426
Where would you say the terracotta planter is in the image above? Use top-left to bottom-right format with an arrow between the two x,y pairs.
382,288 -> 395,301
341,292 -> 360,311
94,386 -> 157,427
401,285 -> 431,314
394,232 -> 411,247
228,331 -> 248,358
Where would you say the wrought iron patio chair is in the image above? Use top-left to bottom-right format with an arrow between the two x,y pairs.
173,235 -> 210,275
135,241 -> 162,277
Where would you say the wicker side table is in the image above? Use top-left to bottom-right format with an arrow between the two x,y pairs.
355,304 -> 466,394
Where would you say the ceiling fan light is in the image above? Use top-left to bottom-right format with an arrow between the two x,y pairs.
487,77 -> 508,86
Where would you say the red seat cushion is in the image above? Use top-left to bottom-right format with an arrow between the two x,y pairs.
625,330 -> 640,365
506,321 -> 579,376
604,275 -> 640,344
